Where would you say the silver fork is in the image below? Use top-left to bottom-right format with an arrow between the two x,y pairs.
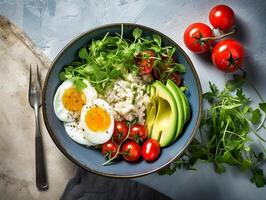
28,64 -> 48,191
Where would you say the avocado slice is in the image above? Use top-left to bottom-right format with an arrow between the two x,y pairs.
151,81 -> 178,147
166,80 -> 185,140
174,86 -> 190,122
180,90 -> 190,122
145,96 -> 157,138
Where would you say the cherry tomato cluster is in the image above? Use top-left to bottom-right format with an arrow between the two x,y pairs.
183,5 -> 245,72
101,121 -> 161,163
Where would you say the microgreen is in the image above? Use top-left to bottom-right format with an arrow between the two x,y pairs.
58,26 -> 184,94
159,78 -> 266,188
133,27 -> 143,41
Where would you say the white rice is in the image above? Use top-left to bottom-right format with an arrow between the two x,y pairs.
104,74 -> 150,124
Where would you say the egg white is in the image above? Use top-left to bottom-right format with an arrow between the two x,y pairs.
53,79 -> 97,122
80,99 -> 114,145
64,121 -> 94,146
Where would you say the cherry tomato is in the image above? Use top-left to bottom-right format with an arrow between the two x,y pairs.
153,69 -> 161,80
169,72 -> 182,86
211,39 -> 245,72
209,5 -> 235,31
136,50 -> 156,74
121,141 -> 142,162
129,124 -> 148,143
101,140 -> 118,159
112,121 -> 128,144
142,139 -> 161,162
183,23 -> 213,53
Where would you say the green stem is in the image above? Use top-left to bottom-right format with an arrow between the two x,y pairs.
247,81 -> 264,102
102,124 -> 131,166
246,81 -> 266,132
201,27 -> 236,42
253,131 -> 266,142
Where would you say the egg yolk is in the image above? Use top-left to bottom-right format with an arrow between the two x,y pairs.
85,106 -> 111,132
62,87 -> 86,112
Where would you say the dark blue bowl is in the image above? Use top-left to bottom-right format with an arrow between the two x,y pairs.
42,23 -> 202,178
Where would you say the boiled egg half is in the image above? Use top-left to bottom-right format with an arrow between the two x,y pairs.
64,121 -> 95,146
53,79 -> 97,122
80,99 -> 114,144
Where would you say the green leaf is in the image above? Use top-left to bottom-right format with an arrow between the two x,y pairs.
242,105 -> 250,114
250,168 -> 266,187
236,88 -> 245,100
152,34 -> 162,47
259,103 -> 266,114
226,72 -> 247,91
249,109 -> 262,124
257,152 -> 265,163
150,46 -> 161,53
172,63 -> 186,73
65,66 -> 74,73
59,72 -> 67,81
240,159 -> 251,171
78,47 -> 90,60
83,64 -> 100,74
203,92 -> 215,103
215,162 -> 226,174
133,28 -> 143,41
209,82 -> 219,96
158,166 -> 176,175
129,43 -> 141,54
71,61 -> 83,67
73,79 -> 87,91
109,69 -> 122,79
223,104 -> 242,110
95,71 -> 107,81
219,151 -> 238,164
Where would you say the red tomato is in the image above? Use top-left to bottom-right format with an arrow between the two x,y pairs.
136,50 -> 156,74
129,124 -> 148,143
183,23 -> 213,53
209,5 -> 235,31
142,139 -> 161,162
211,39 -> 245,72
153,69 -> 161,80
101,141 -> 118,159
112,121 -> 128,144
169,72 -> 182,86
121,141 -> 142,162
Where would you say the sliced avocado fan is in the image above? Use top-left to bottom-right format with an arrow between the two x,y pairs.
149,81 -> 178,147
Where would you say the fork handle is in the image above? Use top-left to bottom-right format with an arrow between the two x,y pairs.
34,106 -> 49,191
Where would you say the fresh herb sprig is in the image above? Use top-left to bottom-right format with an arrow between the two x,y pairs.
59,26 -> 185,94
159,75 -> 266,188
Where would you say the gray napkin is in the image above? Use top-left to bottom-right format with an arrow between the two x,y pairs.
61,168 -> 170,200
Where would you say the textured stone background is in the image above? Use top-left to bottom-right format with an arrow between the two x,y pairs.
1,0 -> 266,199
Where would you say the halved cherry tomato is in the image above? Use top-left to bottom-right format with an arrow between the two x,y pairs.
211,39 -> 245,72
153,70 -> 182,86
129,124 -> 148,143
112,121 -> 128,144
142,139 -> 161,162
101,140 -> 118,159
121,141 -> 142,162
169,72 -> 182,86
153,69 -> 161,80
183,23 -> 213,53
209,5 -> 235,31
136,50 -> 156,74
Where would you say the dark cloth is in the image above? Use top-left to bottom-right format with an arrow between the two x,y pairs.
61,168 -> 171,200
